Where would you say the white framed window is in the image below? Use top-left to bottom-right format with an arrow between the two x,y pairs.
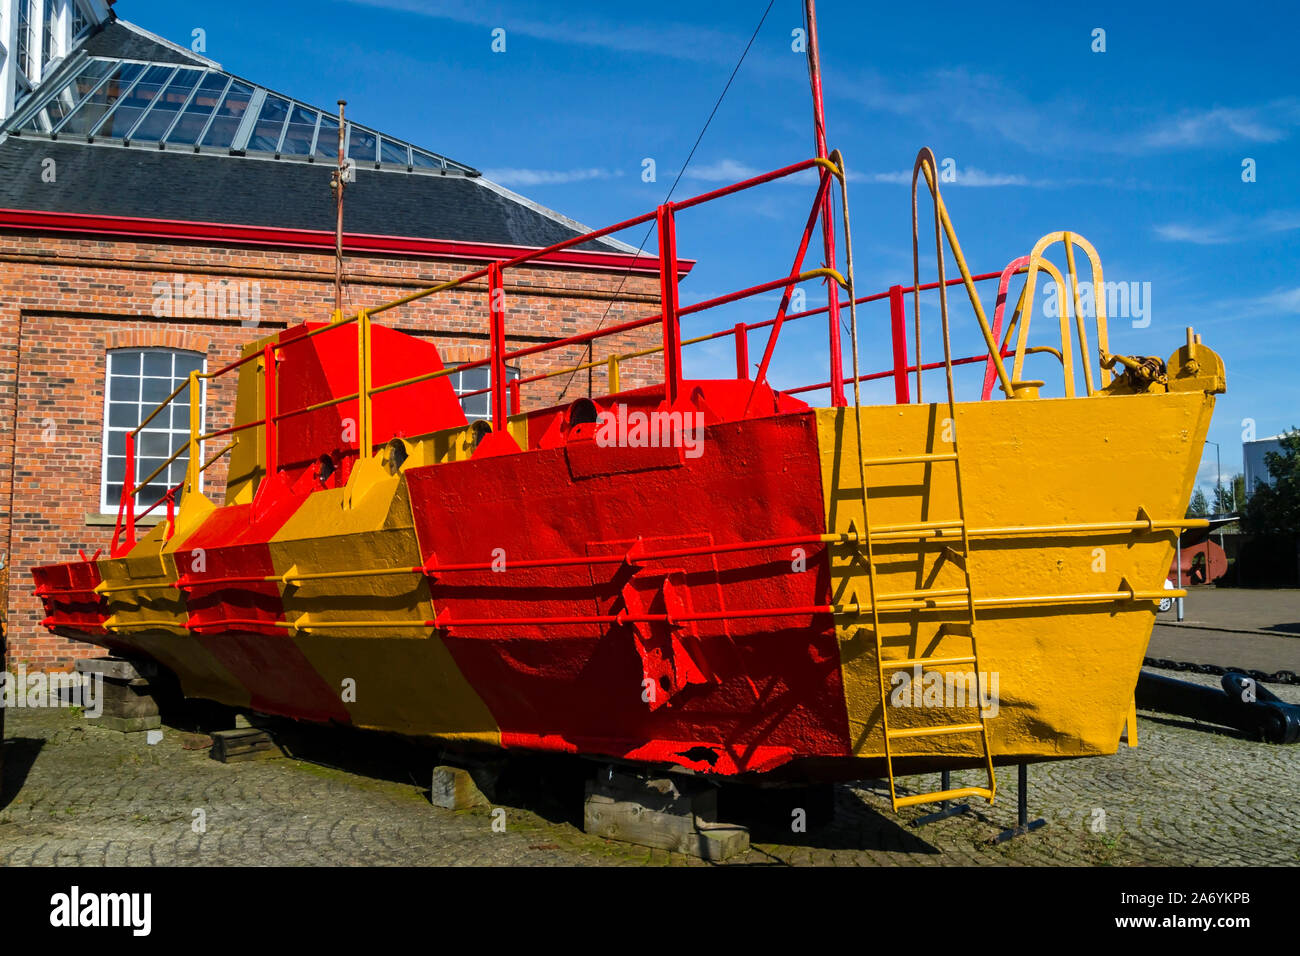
449,365 -> 520,422
101,348 -> 206,514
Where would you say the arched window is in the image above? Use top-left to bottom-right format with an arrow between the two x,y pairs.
101,348 -> 206,514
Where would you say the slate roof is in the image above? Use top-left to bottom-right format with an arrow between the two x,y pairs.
80,20 -> 213,68
0,19 -> 637,255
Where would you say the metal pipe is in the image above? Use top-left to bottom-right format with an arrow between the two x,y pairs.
657,204 -> 682,405
333,99 -> 347,318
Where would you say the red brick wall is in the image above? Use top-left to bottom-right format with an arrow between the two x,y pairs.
0,232 -> 664,669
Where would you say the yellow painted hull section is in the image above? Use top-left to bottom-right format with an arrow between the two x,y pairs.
815,388 -> 1215,764
267,472 -> 500,745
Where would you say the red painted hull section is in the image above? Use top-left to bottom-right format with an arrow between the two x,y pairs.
406,411 -> 851,773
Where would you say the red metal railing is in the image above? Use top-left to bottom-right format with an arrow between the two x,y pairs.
110,154 -> 1042,556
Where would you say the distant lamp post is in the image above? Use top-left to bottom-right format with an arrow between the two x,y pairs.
1205,438 -> 1228,558
1205,439 -> 1225,513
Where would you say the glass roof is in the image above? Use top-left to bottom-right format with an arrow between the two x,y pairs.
7,52 -> 476,175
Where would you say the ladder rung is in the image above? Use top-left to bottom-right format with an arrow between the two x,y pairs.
862,452 -> 957,466
881,655 -> 977,670
887,723 -> 986,740
877,586 -> 969,602
894,786 -> 993,809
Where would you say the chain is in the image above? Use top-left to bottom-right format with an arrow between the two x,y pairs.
1143,657 -> 1300,686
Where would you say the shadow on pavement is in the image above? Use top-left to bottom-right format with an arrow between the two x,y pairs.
0,737 -> 44,811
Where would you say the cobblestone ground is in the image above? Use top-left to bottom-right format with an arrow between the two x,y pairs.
2,678 -> 1296,867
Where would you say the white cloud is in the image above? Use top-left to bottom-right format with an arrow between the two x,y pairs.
856,166 -> 1040,187
841,65 -> 1300,156
681,159 -> 765,182
1154,210 -> 1300,245
1140,101 -> 1300,149
1213,286 -> 1300,317
343,0 -> 744,65
1252,288 -> 1300,314
481,167 -> 623,186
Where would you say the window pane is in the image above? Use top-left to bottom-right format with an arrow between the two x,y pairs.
105,458 -> 125,484
25,59 -> 114,132
142,352 -> 173,377
411,149 -> 441,169
380,138 -> 408,165
139,457 -> 167,482
175,353 -> 204,376
95,65 -> 174,138
280,106 -> 318,156
108,403 -> 139,427
107,431 -> 126,457
108,375 -> 139,402
139,431 -> 172,457
130,68 -> 202,142
105,483 -> 123,503
348,126 -> 377,163
60,62 -> 145,134
110,351 -> 141,375
167,73 -> 228,145
247,94 -> 290,152
200,81 -> 254,148
141,377 -> 173,403
171,404 -> 191,430
313,114 -> 339,160
42,0 -> 56,69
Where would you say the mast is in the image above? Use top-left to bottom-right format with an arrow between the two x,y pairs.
804,0 -> 845,406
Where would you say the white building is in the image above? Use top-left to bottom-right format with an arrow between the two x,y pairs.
0,0 -> 110,122
1244,435 -> 1287,496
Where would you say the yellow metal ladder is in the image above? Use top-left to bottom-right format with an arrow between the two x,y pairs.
855,417 -> 998,812
834,145 -> 998,813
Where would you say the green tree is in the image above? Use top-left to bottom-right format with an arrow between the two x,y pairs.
1213,474 -> 1243,513
1187,487 -> 1209,518
1241,429 -> 1300,534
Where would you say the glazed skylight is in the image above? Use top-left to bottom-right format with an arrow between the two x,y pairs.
8,53 -> 476,174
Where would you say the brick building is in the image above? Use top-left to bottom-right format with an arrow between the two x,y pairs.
0,7 -> 672,669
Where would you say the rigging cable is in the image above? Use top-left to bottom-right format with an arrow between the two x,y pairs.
557,0 -> 777,401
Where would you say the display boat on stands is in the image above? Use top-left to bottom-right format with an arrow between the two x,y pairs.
32,20 -> 1223,813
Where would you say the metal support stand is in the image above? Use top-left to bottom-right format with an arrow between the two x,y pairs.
1176,534 -> 1185,622
910,770 -> 971,827
989,762 -> 1046,844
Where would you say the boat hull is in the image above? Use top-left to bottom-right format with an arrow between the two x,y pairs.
34,384 -> 1215,780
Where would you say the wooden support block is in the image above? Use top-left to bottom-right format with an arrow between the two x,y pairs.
210,728 -> 283,763
583,769 -> 749,861
430,765 -> 491,810
75,656 -> 155,682
95,681 -> 161,720
87,714 -> 162,734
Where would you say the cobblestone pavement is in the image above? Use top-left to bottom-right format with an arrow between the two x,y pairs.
1149,625 -> 1299,673
2,683 -> 1296,867
1160,586 -> 1300,635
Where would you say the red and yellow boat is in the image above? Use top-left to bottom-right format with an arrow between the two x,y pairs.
30,12 -> 1223,811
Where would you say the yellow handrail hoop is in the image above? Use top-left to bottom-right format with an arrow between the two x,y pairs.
910,149 -> 1015,403
1015,231 -> 1111,394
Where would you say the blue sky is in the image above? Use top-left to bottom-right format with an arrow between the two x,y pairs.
122,0 -> 1299,498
